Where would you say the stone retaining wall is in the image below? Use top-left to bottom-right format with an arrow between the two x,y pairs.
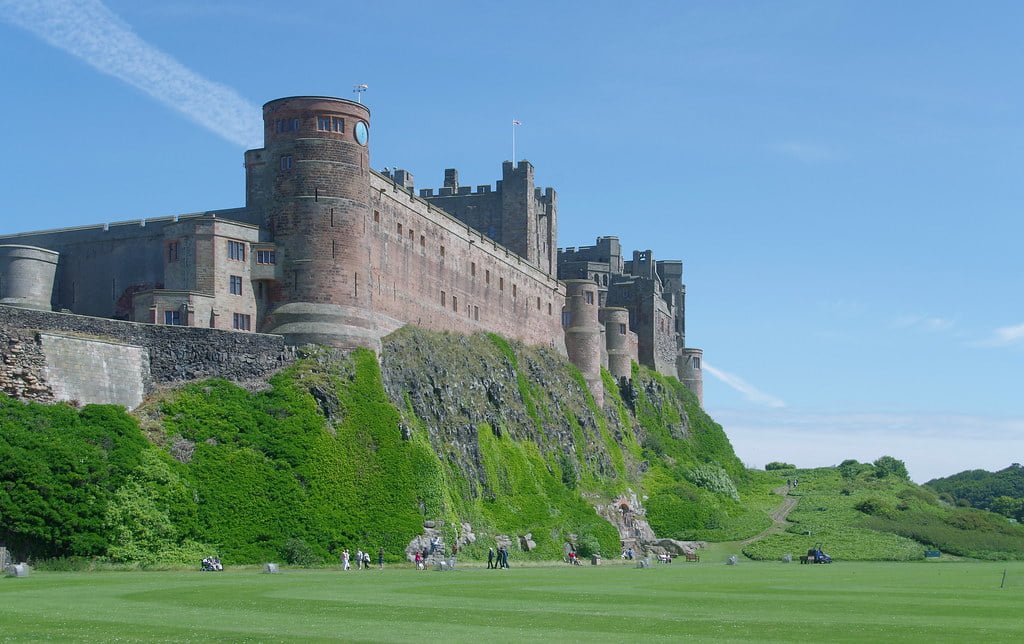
0,305 -> 296,407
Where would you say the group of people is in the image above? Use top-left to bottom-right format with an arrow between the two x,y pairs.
200,556 -> 223,571
486,546 -> 510,569
341,548 -> 383,570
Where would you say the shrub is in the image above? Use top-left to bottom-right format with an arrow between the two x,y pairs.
765,462 -> 796,471
685,463 -> 740,501
281,538 -> 320,566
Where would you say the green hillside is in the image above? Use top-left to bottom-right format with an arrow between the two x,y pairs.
744,459 -> 1024,561
925,464 -> 1024,521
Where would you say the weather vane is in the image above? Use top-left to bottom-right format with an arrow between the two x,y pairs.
353,84 -> 368,103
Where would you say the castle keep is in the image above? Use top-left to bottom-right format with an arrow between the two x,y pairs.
0,96 -> 702,407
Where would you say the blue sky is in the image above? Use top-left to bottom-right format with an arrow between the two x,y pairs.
2,0 -> 1021,481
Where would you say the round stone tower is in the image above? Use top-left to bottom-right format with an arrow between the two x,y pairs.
678,347 -> 704,406
0,245 -> 59,310
251,96 -> 380,349
602,307 -> 632,383
563,279 -> 604,406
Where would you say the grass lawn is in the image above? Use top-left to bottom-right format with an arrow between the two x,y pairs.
2,559 -> 1022,642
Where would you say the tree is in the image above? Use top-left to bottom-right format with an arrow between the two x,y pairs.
873,456 -> 909,480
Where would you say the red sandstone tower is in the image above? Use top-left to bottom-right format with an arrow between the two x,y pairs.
245,97 -> 381,349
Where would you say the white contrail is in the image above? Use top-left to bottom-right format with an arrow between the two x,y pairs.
0,0 -> 262,148
703,361 -> 786,408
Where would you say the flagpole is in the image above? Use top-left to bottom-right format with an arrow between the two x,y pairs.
512,119 -> 521,163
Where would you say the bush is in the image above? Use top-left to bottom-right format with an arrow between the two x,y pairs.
281,538 -> 320,566
855,497 -> 896,518
575,534 -> 602,558
765,462 -> 796,471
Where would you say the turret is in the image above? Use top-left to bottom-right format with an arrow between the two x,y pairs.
0,245 -> 59,310
245,96 -> 380,349
563,279 -> 603,406
602,307 -> 632,383
678,347 -> 704,406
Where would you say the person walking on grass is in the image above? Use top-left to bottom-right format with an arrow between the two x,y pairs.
378,548 -> 384,570
342,549 -> 351,571
487,547 -> 495,569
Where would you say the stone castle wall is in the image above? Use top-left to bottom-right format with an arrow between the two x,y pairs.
369,174 -> 566,352
0,305 -> 295,408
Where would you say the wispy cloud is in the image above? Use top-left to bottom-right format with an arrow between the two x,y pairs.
771,140 -> 839,164
975,323 -> 1024,348
892,314 -> 956,333
702,362 -> 786,408
709,407 -> 1024,482
0,0 -> 262,148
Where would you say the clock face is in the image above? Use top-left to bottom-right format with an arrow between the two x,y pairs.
354,121 -> 368,146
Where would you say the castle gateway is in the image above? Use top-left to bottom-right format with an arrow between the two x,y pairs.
0,96 -> 702,407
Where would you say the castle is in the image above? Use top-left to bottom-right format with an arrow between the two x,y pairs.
0,96 -> 702,407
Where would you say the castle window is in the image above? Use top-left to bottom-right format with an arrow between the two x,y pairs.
280,155 -> 293,171
232,313 -> 252,331
229,275 -> 243,295
256,250 -> 276,264
499,277 -> 504,291
440,245 -> 446,258
536,297 -> 541,310
167,241 -> 179,262
585,291 -> 594,305
275,118 -> 300,133
420,235 -> 425,249
562,311 -> 572,327
485,269 -> 490,285
333,117 -> 345,132
373,210 -> 380,224
452,295 -> 458,311
317,115 -> 331,131
409,229 -> 414,242
397,223 -> 403,236
164,310 -> 182,325
619,323 -> 627,335
548,302 -> 552,315
692,356 -> 701,370
441,291 -> 446,307
512,284 -> 517,298
603,274 -> 608,286
471,262 -> 476,277
228,240 -> 246,261
474,305 -> 479,321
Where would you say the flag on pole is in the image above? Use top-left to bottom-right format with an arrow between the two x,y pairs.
512,119 -> 522,125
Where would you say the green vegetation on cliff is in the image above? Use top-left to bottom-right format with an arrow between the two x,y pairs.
1,329 -> 749,565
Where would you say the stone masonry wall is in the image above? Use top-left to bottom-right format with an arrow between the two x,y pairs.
0,326 -> 54,403
0,305 -> 296,406
369,174 -> 567,353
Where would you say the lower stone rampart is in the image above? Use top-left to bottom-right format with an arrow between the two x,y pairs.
0,305 -> 296,407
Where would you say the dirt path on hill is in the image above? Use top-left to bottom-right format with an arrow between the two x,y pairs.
740,485 -> 798,546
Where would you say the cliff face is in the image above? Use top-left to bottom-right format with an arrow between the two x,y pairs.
0,326 -> 741,564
